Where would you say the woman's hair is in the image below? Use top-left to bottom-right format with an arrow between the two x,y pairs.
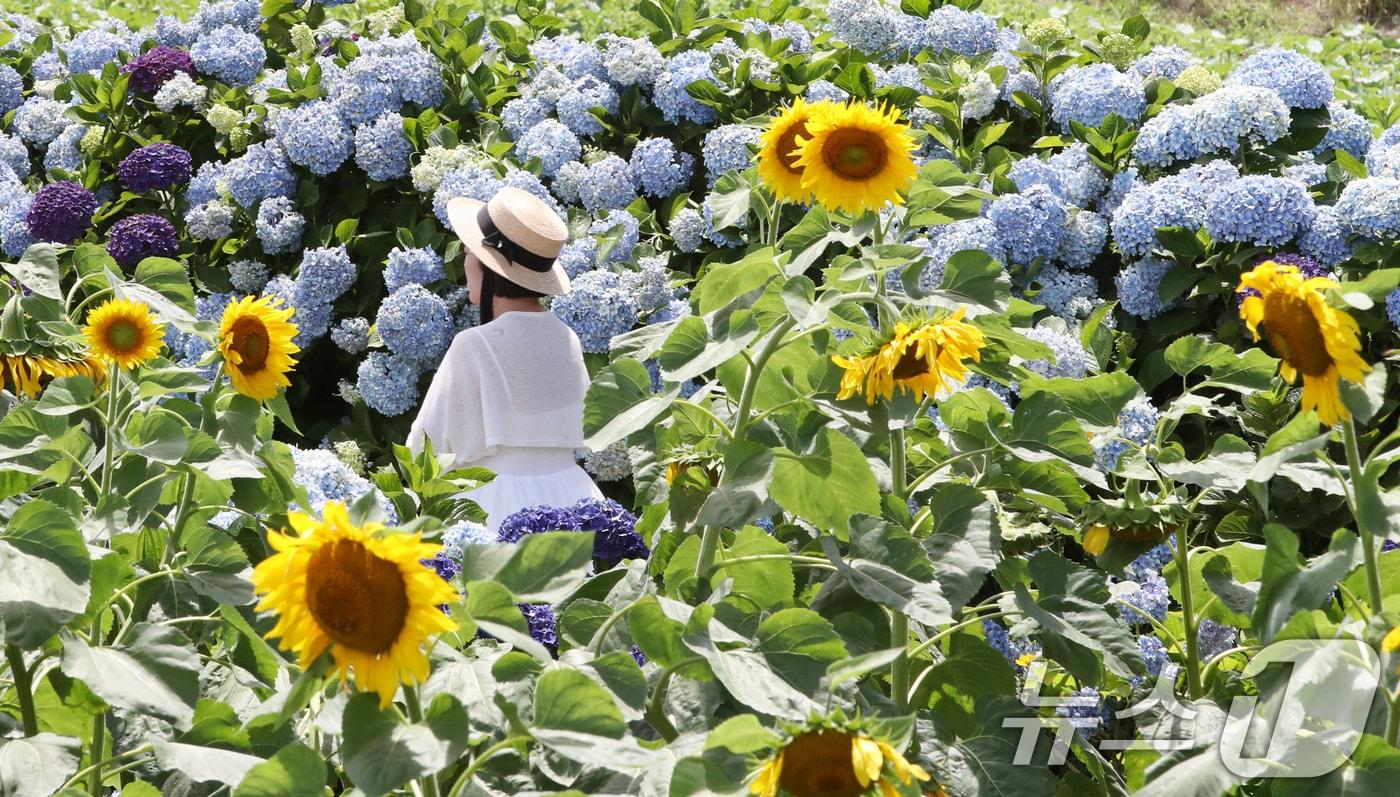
477,264 -> 546,324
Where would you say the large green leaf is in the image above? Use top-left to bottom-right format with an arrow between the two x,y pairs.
770,428 -> 879,532
0,499 -> 90,648
1253,525 -> 1360,643
711,526 -> 793,610
821,518 -> 953,626
694,440 -> 773,528
341,692 -> 469,797
0,734 -> 80,797
583,358 -> 679,451
753,608 -> 847,694
1017,372 -> 1140,428
59,623 -> 202,729
231,743 -> 326,797
533,666 -> 627,737
922,484 -> 1002,611
152,742 -> 265,784
1015,551 -> 1143,682
3,244 -> 61,300
463,579 -> 554,662
460,532 -> 594,603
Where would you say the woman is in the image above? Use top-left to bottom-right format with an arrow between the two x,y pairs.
407,187 -> 604,531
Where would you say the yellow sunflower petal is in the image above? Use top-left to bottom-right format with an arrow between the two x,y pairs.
852,736 -> 884,786
219,295 -> 300,401
749,753 -> 783,797
758,97 -> 836,204
83,297 -> 165,370
1382,626 -> 1400,653
1083,524 -> 1110,556
795,101 -> 918,214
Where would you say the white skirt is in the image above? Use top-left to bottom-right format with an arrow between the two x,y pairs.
464,447 -> 605,532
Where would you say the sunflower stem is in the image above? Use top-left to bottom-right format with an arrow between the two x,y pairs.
4,645 -> 37,736
87,619 -> 106,796
889,423 -> 911,711
445,736 -> 526,797
1174,523 -> 1204,699
99,361 -> 120,496
1386,689 -> 1400,747
168,364 -> 223,559
1342,419 -> 1385,614
402,685 -> 441,797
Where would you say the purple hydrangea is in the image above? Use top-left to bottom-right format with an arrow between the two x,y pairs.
520,603 -> 559,656
120,46 -> 197,95
118,142 -> 193,193
107,214 -> 179,267
497,498 -> 649,563
26,181 -> 98,244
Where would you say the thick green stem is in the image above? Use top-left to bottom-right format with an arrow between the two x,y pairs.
1175,525 -> 1204,699
1342,420 -> 1385,613
445,737 -> 526,797
4,645 -> 37,736
891,427 -> 908,501
168,365 -> 222,557
889,612 -> 910,711
403,685 -> 441,797
98,361 -> 119,497
709,554 -> 834,571
1387,690 -> 1400,747
87,701 -> 105,795
644,657 -> 703,742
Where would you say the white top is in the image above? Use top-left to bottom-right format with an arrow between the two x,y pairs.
407,311 -> 590,469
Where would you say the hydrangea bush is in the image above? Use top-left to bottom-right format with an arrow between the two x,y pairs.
3,0 -> 1400,795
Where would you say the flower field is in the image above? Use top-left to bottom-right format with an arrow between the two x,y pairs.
4,0 -> 1400,794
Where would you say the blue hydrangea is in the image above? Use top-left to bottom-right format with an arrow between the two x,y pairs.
1118,571 -> 1170,624
194,0 -> 261,34
916,218 -> 1004,291
227,259 -> 268,293
1131,45 -> 1193,82
873,63 -> 921,91
186,160 -> 227,206
185,200 -> 234,241
13,97 -> 70,146
670,207 -> 705,253
578,155 -> 637,213
357,33 -> 444,109
277,101 -> 352,176
556,238 -> 598,279
1110,165 -> 1238,257
1137,634 -> 1170,680
433,164 -> 503,227
498,497 -> 647,562
156,15 -> 199,47
0,64 -> 22,115
651,298 -> 691,325
442,520 -> 496,560
1134,86 -> 1290,168
1314,102 -> 1372,161
384,246 -> 445,293
988,184 -> 1068,264
1099,168 -> 1141,217
1022,325 -> 1094,381
993,50 -> 1039,104
1056,686 -> 1113,736
1369,146 -> 1400,179
1283,160 -> 1328,187
630,137 -> 694,197
550,160 -> 587,205
0,188 -> 34,258
907,5 -> 1001,56
331,317 -> 370,354
1386,288 -> 1400,329
254,195 -> 304,255
827,0 -> 900,54
589,211 -> 640,265
264,274 -> 333,345
1197,619 -> 1238,662
31,52 -> 65,82
597,34 -> 665,86
701,124 -> 760,186
326,62 -> 397,129
582,441 -> 632,482
551,269 -> 639,352
652,51 -> 717,125
294,245 -> 356,306
501,96 -> 551,139
377,285 -> 454,366
164,290 -> 238,367
515,120 -> 580,178
1049,64 -> 1146,129
983,619 -> 1040,672
703,193 -> 746,248
1115,256 -> 1175,320
556,75 -> 618,136
1203,176 -> 1315,247
1229,47 -> 1333,109
290,446 -> 397,521
1095,396 -> 1160,471
190,25 -> 265,86
622,255 -> 674,314
1293,204 -> 1349,264
64,27 -> 128,74
43,125 -> 85,174
1031,265 -> 1098,319
356,350 -> 422,416
1335,177 -> 1400,240
529,34 -> 606,81
741,19 -> 813,53
1009,157 -> 1069,203
0,133 -> 27,179
1057,210 -> 1108,269
1129,543 -> 1175,581
224,142 -> 297,209
805,79 -> 849,103
1047,145 -> 1108,209
354,112 -> 411,181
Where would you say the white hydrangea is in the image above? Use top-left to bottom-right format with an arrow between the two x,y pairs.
960,71 -> 999,120
411,145 -> 480,192
206,105 -> 241,135
153,72 -> 207,113
367,6 -> 405,39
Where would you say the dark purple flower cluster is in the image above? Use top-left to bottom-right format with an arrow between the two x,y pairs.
26,181 -> 97,244
496,498 -> 649,563
118,143 -> 193,193
519,603 -> 558,656
107,214 -> 179,267
120,46 -> 197,95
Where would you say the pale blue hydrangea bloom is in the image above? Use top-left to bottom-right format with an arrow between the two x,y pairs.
1118,571 -> 1170,624
805,79 -> 848,103
1099,168 -> 1141,217
1335,177 -> 1400,240
1135,635 -> 1170,685
1314,102 -> 1372,160
1110,164 -> 1238,257
701,124 -> 760,186
384,246 -> 445,293
190,25 -> 265,86
294,245 -> 356,306
500,168 -> 564,217
899,5 -> 1000,56
582,441 -> 632,482
355,112 -> 412,181
1008,158 -> 1068,202
578,155 -> 637,213
1298,206 -> 1353,266
1134,85 -> 1290,168
1385,288 -> 1400,329
1056,210 -> 1108,270
1115,256 -> 1175,320
1197,619 -> 1238,662
630,137 -> 694,197
224,142 -> 298,209
515,120 -> 580,178
651,298 -> 691,324
622,255 -> 674,314
43,125 -> 85,173
194,0 -> 260,34
0,65 -> 23,114
361,33 -> 444,108
277,101 -> 353,176
153,73 -> 208,112
1229,47 -> 1333,109
1370,146 -> 1400,179
1047,145 -> 1108,209
988,184 -> 1068,264
827,0 -> 900,54
1055,686 -> 1113,736
529,34 -> 606,81
597,34 -> 665,86
433,165 -> 502,227
551,269 -> 639,352
254,195 -> 305,255
741,19 -> 813,53
702,193 -> 746,248
156,15 -> 199,47
264,274 -> 333,346
31,52 -> 65,82
501,97 -> 551,139
1049,64 -> 1146,129
357,352 -> 422,416
377,285 -> 454,366
64,27 -> 128,74
185,200 -> 234,240
556,76 -> 619,136
670,207 -> 706,253
556,238 -> 598,278
287,445 -> 398,522
652,51 -> 717,124
551,160 -> 588,205
1095,396 -> 1159,471
0,188 -> 34,257
1022,325 -> 1094,381
873,63 -> 921,91
0,133 -> 27,179
227,259 -> 269,293
916,218 -> 1004,292
186,160 -> 227,206
1031,265 -> 1098,319
959,72 -> 999,120
1203,176 -> 1316,247
442,520 -> 495,559
1130,45 -> 1193,82
1282,160 -> 1328,187
13,97 -> 70,146
589,211 -> 640,265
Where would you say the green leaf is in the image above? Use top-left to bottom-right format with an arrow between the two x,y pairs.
59,623 -> 202,729
533,666 -> 626,737
1015,551 -> 1143,682
1252,526 -> 1360,643
914,635 -> 1017,738
695,440 -> 774,528
770,428 -> 879,532
825,648 -> 904,690
681,616 -> 819,719
627,596 -> 691,669
0,499 -> 90,648
583,358 -> 678,451
134,257 -> 197,314
4,244 -> 62,300
1273,735 -> 1400,796
341,692 -> 469,797
704,715 -> 781,754
922,483 -> 1002,610
231,743 -> 325,797
753,608 -> 847,693
1017,372 -> 1139,428
0,734 -> 81,797
152,742 -> 264,784
183,524 -> 255,606
820,529 -> 952,627
711,526 -> 794,610
460,532 -> 594,603
464,579 -> 553,662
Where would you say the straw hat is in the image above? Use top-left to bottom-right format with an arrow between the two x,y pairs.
446,187 -> 571,296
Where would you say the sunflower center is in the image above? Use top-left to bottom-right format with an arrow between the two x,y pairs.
105,319 -> 142,354
822,128 -> 888,180
305,538 -> 410,654
228,316 -> 271,374
778,731 -> 865,797
1260,288 -> 1333,377
891,344 -> 931,380
777,118 -> 810,172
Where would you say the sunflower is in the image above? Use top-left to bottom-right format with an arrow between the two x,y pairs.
1238,262 -> 1369,426
0,352 -> 107,398
83,298 -> 165,370
218,295 -> 300,401
251,501 -> 458,707
833,309 -> 985,406
793,102 -> 918,215
749,728 -> 931,797
1082,525 -> 1110,556
758,97 -> 830,203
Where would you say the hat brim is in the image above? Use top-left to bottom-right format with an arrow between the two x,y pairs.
446,196 -> 571,296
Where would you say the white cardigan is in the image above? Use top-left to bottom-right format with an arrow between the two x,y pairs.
407,311 -> 590,468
